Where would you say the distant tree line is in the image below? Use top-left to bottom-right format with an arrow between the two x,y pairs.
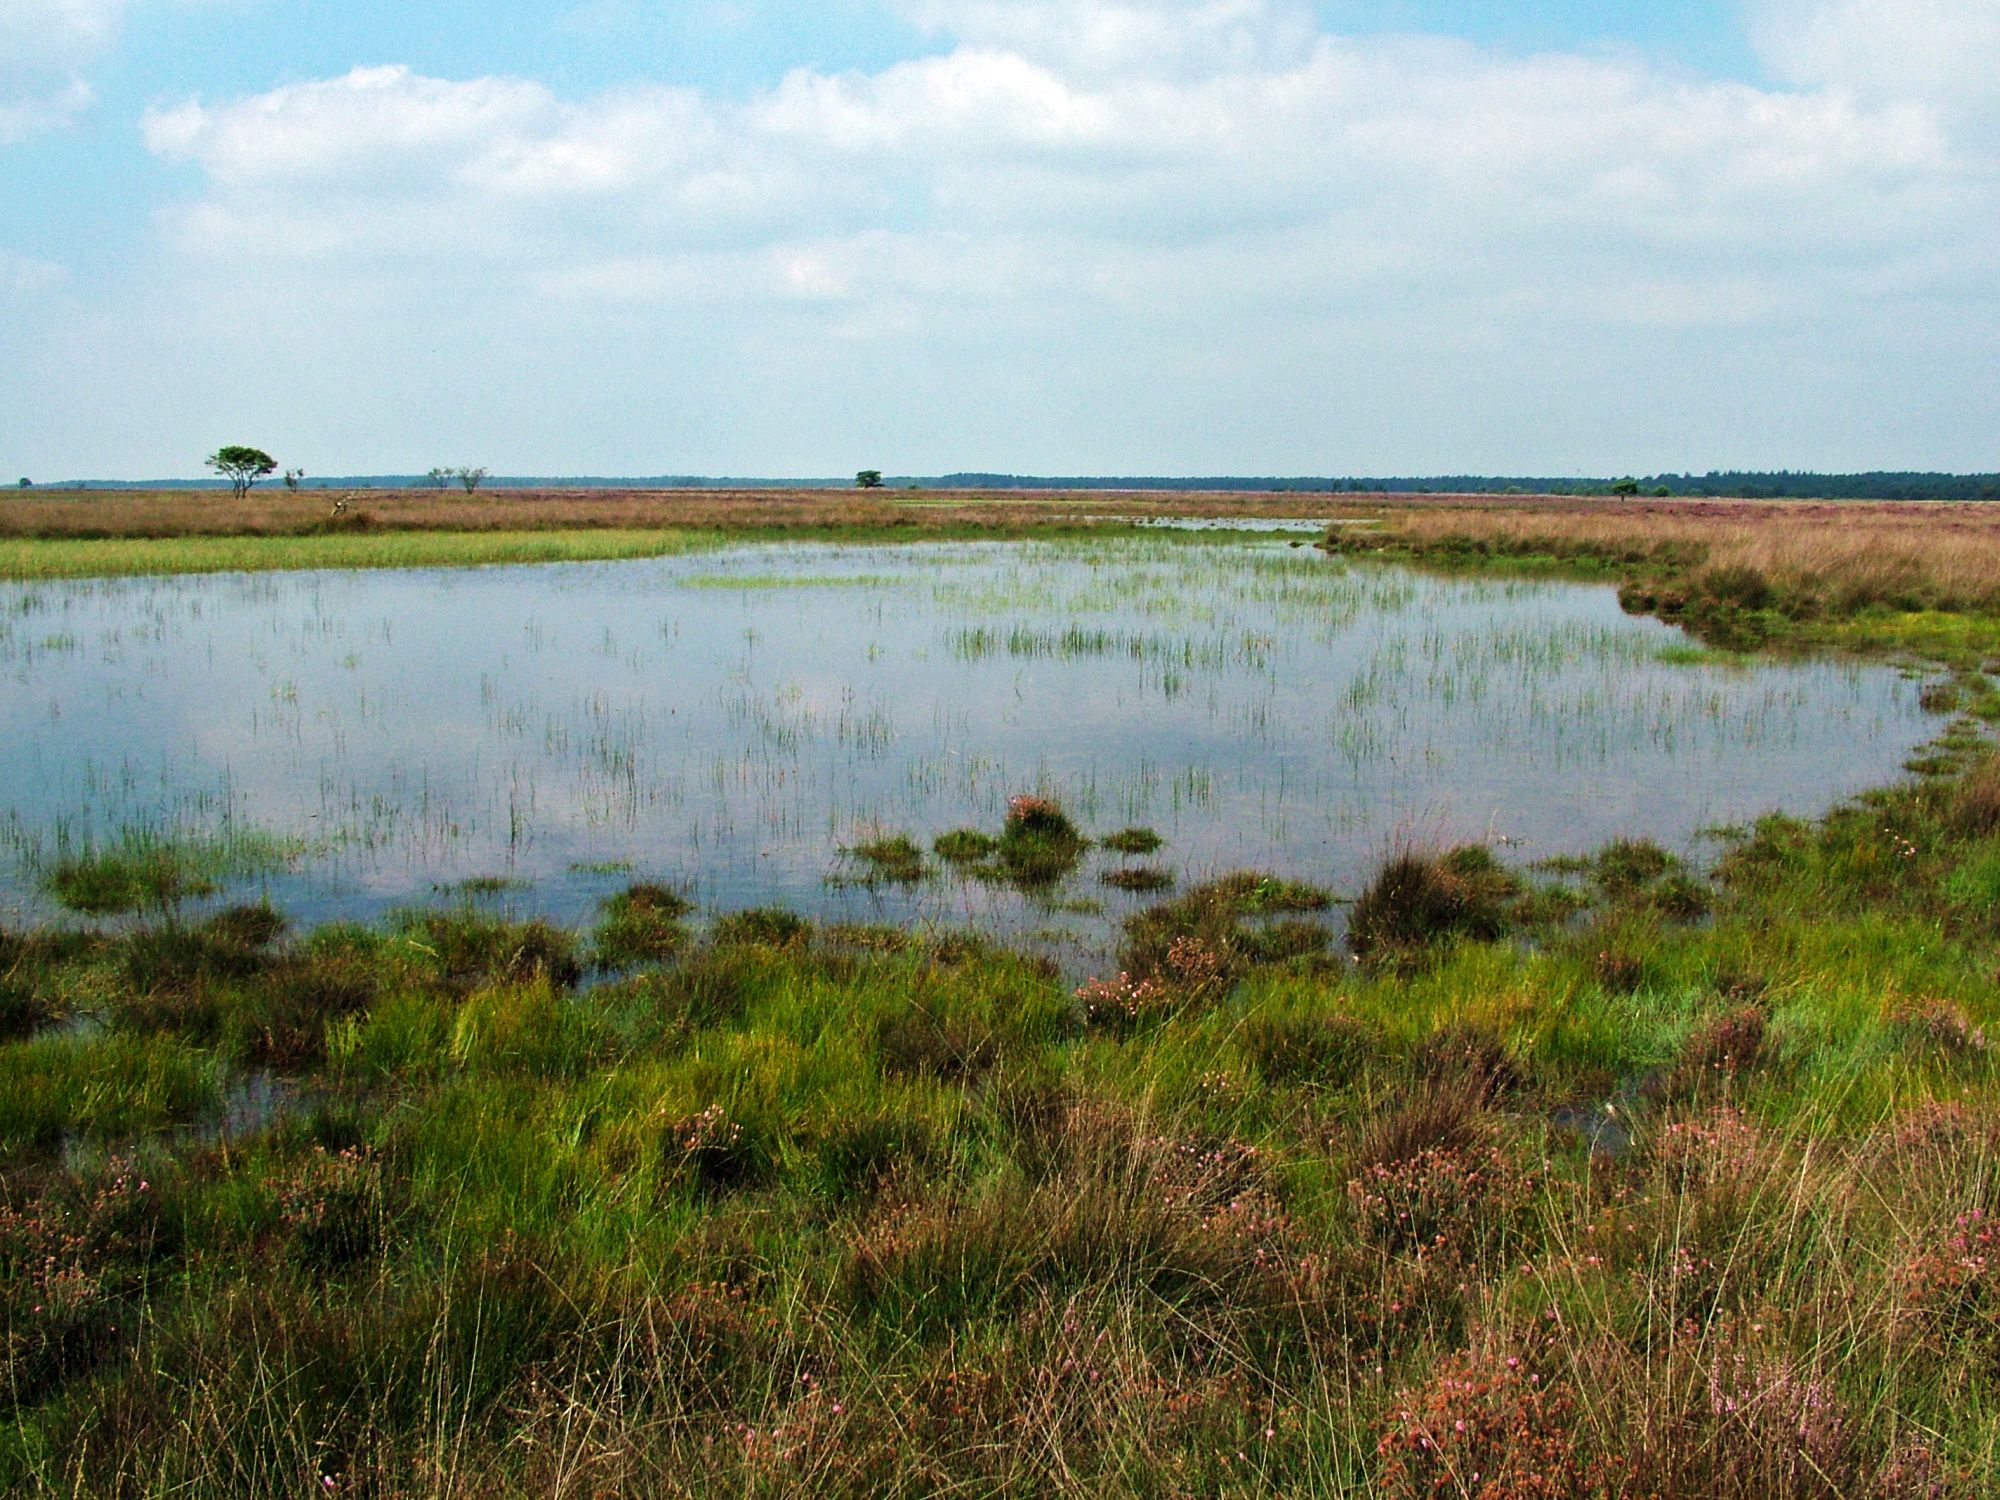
930,472 -> 2000,500
29,471 -> 2000,501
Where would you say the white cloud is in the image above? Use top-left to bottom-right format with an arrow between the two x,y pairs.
1749,0 -> 2000,108
893,0 -> 1319,77
0,0 -> 125,141
0,248 -> 69,294
20,0 -> 1995,473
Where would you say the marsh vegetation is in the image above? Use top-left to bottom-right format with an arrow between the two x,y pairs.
2,497 -> 1999,1494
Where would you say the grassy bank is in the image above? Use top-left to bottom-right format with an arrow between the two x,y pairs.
1318,496 -> 2000,664
0,487 -> 1334,580
0,527 -> 745,580
3,499 -> 1999,1495
3,756 -> 2000,1493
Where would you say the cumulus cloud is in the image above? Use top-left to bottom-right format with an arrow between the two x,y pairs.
1750,0 -> 2000,109
44,0 -> 2000,471
0,0 -> 126,141
892,0 -> 1319,77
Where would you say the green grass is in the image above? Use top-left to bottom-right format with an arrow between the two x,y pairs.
0,527 -> 730,580
35,828 -> 299,915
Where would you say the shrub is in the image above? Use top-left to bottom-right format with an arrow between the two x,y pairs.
1888,1000 -> 1988,1064
1671,1006 -> 1767,1094
1347,846 -> 1515,961
1950,753 -> 2000,837
1410,1022 -> 1524,1100
0,978 -> 49,1041
1697,563 -> 1775,611
273,1145 -> 386,1270
664,1105 -> 778,1196
811,1115 -> 932,1204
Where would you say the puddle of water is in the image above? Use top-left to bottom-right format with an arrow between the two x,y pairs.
0,538 -> 1934,951
1549,1102 -> 1635,1159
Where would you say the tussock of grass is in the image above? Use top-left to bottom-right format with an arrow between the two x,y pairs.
591,881 -> 692,968
1347,845 -> 1518,963
1100,826 -> 1164,855
839,834 -> 927,885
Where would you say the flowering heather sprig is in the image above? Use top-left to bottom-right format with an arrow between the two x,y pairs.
1003,794 -> 1067,832
1165,933 -> 1223,984
1347,1142 -> 1535,1263
1075,971 -> 1174,1030
1375,1336 -> 1599,1498
0,1159 -> 156,1399
273,1145 -> 384,1268
1653,1108 -> 1765,1191
1889,1000 -> 1988,1059
1897,1208 -> 2000,1362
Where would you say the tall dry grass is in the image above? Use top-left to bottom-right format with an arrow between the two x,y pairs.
1344,496 -> 2000,615
0,486 -> 1341,540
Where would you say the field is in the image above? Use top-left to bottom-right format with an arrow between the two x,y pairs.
3,489 -> 1999,1496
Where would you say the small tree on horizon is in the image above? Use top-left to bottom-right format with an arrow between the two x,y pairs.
283,468 -> 305,491
455,466 -> 489,494
206,445 -> 277,499
856,469 -> 884,489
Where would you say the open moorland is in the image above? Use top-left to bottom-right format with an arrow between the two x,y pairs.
3,488 -> 2000,1496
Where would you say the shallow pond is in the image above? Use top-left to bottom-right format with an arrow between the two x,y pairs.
0,537 -> 1935,957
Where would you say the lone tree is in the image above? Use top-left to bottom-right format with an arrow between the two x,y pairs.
455,466 -> 489,494
206,445 -> 277,499
855,469 -> 884,489
283,468 -> 305,491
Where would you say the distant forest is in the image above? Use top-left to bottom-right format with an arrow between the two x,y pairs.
930,472 -> 2000,500
33,471 -> 2000,500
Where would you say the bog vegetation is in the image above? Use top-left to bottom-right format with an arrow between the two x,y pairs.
1,491 -> 1999,1495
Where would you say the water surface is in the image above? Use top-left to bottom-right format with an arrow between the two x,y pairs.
0,538 -> 1932,957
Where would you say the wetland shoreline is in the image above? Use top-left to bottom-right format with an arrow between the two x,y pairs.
3,492 -> 1999,1495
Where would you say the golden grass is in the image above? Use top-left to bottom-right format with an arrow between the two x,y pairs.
1341,495 -> 2000,615
0,485 -> 1337,541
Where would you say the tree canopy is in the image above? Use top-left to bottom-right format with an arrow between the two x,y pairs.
206,445 -> 277,499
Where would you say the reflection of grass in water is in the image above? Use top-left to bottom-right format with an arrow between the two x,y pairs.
684,573 -> 910,590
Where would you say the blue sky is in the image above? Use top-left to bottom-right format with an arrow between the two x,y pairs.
3,1 -> 1995,478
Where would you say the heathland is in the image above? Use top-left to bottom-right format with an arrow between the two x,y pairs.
2,486 -> 1999,1496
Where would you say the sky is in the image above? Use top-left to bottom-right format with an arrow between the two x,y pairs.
1,0 -> 1995,480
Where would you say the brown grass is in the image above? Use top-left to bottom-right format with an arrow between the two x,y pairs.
1328,495 -> 2000,615
0,485 -> 1344,540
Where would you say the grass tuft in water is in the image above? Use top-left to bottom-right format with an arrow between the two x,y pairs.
933,829 -> 999,866
591,882 -> 693,969
841,834 -> 928,885
1101,866 -> 1175,892
1100,827 -> 1164,855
